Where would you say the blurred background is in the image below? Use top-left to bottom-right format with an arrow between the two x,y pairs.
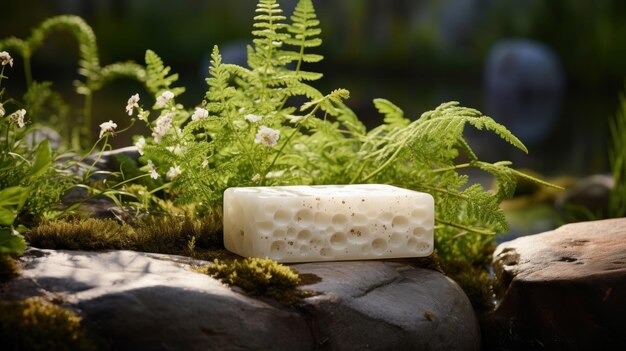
1,0 -> 625,178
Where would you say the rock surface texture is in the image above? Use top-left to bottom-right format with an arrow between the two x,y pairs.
1,248 -> 479,351
487,218 -> 626,350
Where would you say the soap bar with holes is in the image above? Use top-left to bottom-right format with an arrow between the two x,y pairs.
223,184 -> 434,263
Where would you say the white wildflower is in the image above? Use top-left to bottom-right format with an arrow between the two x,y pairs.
166,165 -> 182,180
251,173 -> 261,182
254,126 -> 280,147
0,103 -> 4,118
152,113 -> 173,143
266,170 -> 285,179
147,160 -> 159,179
166,144 -> 186,156
155,90 -> 175,108
244,114 -> 262,123
201,159 -> 209,168
191,107 -> 209,121
9,109 -> 27,128
135,136 -> 146,155
126,94 -> 140,116
98,120 -> 117,138
0,51 -> 13,67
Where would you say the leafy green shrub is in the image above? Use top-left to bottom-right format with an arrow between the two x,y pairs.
129,0 -> 555,265
0,298 -> 95,351
199,257 -> 305,303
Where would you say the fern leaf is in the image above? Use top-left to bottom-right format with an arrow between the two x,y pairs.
144,49 -> 184,96
374,98 -> 410,128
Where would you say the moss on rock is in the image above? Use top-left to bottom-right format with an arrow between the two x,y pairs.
0,255 -> 19,283
0,298 -> 95,351
198,257 -> 308,304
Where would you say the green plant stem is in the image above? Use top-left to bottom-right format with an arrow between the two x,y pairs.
361,134 -> 411,182
23,54 -> 33,88
435,217 -> 496,236
83,135 -> 110,181
82,92 -> 93,148
260,106 -> 320,186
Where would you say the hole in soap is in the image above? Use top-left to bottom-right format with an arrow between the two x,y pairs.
297,230 -> 312,241
352,213 -> 368,225
320,247 -> 332,257
330,232 -> 347,250
274,209 -> 291,224
371,238 -> 388,255
309,238 -> 324,248
411,207 -> 427,219
348,226 -> 369,244
407,237 -> 418,250
389,232 -> 404,247
273,229 -> 286,238
270,240 -> 286,258
257,221 -> 274,233
295,209 -> 313,225
413,226 -> 428,237
299,245 -> 310,254
378,211 -> 394,223
416,241 -> 431,253
314,212 -> 331,229
392,215 -> 409,231
331,214 -> 348,227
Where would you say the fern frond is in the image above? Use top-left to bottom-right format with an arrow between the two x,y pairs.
31,16 -> 100,82
144,49 -> 184,96
90,62 -> 147,91
374,98 -> 410,128
284,0 -> 323,77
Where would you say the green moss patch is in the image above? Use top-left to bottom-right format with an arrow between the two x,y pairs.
26,216 -> 230,261
198,257 -> 309,304
0,298 -> 95,351
0,255 -> 19,284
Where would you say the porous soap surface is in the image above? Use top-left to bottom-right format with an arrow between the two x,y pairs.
223,184 -> 434,263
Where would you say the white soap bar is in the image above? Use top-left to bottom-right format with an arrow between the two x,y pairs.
223,184 -> 434,263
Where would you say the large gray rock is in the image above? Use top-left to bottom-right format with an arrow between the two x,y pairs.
485,218 -> 626,350
2,249 -> 312,351
2,249 -> 479,350
294,261 -> 480,350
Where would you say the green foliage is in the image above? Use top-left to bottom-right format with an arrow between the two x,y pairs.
0,298 -> 95,351
200,257 -> 305,303
0,15 -> 146,148
132,0 -> 557,267
144,50 -> 184,97
609,87 -> 626,218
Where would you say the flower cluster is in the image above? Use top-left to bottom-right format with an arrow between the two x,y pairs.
135,136 -> 146,155
166,165 -> 182,180
191,107 -> 209,121
147,160 -> 159,179
0,51 -> 13,67
254,126 -> 280,147
245,114 -> 262,123
98,120 -> 117,138
155,91 -> 174,109
8,109 -> 27,128
126,94 -> 140,116
152,113 -> 173,143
